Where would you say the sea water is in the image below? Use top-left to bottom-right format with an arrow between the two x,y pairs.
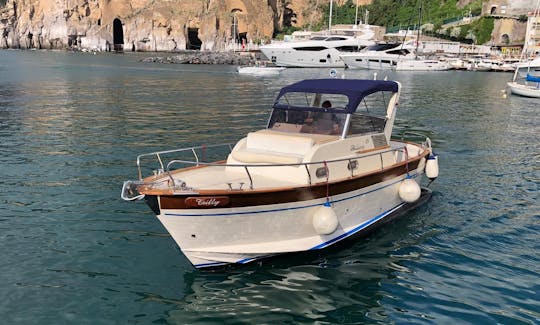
0,50 -> 538,324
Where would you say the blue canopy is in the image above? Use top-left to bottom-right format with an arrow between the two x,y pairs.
526,74 -> 540,83
273,79 -> 399,114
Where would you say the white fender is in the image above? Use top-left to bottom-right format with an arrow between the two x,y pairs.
399,178 -> 421,203
425,153 -> 439,179
312,204 -> 339,235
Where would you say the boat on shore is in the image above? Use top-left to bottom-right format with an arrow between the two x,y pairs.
121,78 -> 439,269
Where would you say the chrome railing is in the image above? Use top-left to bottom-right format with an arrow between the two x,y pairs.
160,144 -> 423,190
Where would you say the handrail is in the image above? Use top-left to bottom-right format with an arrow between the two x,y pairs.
162,145 -> 419,190
136,143 -> 234,180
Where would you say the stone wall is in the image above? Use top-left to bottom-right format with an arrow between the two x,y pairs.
0,0 -> 330,51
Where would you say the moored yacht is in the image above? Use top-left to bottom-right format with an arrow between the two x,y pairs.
121,78 -> 439,269
341,41 -> 416,70
260,25 -> 376,68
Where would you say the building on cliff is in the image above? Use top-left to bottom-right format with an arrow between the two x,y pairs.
0,0 -> 331,51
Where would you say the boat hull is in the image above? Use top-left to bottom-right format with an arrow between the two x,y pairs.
394,60 -> 449,71
507,82 -> 540,98
151,168 -> 426,268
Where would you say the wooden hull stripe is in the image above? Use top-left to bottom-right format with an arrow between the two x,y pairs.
158,156 -> 425,210
163,172 -> 419,217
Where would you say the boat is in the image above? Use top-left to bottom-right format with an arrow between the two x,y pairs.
260,27 -> 375,68
507,74 -> 540,98
236,64 -> 286,75
515,57 -> 540,78
394,58 -> 449,71
260,0 -> 375,68
121,78 -> 439,269
340,41 -> 417,70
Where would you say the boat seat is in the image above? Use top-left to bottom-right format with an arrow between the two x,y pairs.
231,130 -> 319,164
231,149 -> 303,164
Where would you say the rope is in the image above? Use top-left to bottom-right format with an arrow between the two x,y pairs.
323,160 -> 330,206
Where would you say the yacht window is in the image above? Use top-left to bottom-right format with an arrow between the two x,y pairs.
326,37 -> 347,41
335,45 -> 362,52
387,49 -> 410,55
367,43 -> 401,51
293,46 -> 328,51
310,36 -> 327,41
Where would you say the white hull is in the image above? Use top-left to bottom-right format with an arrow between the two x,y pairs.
156,173 -> 424,268
341,54 -> 406,70
237,66 -> 286,75
261,47 -> 351,68
394,59 -> 449,71
507,82 -> 540,98
341,43 -> 417,70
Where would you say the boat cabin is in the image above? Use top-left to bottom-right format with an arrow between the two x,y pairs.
226,79 -> 401,184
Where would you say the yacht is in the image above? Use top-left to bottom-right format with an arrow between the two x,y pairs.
340,42 -> 416,70
260,25 -> 376,68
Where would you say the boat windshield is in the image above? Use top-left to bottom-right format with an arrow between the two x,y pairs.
268,108 -> 347,136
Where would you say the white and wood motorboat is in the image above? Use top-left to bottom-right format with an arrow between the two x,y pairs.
121,78 -> 439,268
507,74 -> 540,98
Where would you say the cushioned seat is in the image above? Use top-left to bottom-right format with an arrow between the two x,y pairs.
231,149 -> 303,164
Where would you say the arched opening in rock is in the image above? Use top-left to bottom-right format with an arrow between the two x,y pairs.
490,6 -> 497,15
231,11 -> 240,43
187,28 -> 202,50
113,18 -> 124,52
501,34 -> 509,45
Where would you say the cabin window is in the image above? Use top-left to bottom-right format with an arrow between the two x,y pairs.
348,91 -> 393,136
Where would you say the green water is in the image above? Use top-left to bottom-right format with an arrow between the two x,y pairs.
0,50 -> 538,324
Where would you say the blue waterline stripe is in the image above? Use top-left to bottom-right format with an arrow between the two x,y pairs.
309,202 -> 404,250
165,172 -> 419,218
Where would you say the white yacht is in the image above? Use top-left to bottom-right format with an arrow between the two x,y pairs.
260,26 -> 376,68
340,42 -> 416,70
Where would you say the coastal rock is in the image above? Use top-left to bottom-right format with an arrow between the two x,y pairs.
141,51 -> 261,65
0,0 -> 332,51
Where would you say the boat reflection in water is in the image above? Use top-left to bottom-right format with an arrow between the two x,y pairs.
121,78 -> 439,269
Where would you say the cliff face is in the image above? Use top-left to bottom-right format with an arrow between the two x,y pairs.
0,0 -> 329,51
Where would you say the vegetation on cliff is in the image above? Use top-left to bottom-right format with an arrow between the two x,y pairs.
281,0 -> 492,44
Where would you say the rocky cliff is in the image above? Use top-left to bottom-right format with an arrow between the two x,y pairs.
0,0 -> 356,51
